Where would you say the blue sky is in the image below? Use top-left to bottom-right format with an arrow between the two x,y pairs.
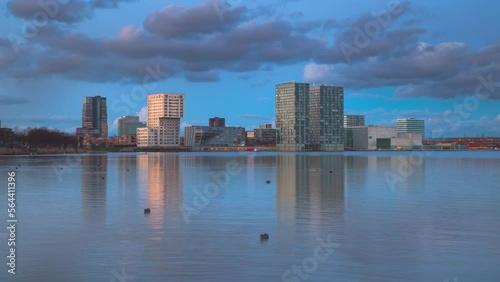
0,0 -> 499,138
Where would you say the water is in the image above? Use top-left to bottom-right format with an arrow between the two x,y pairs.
0,151 -> 499,282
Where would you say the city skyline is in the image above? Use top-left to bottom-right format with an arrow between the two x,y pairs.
0,0 -> 499,137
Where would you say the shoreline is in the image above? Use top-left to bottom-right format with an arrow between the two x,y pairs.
1,147 -> 498,156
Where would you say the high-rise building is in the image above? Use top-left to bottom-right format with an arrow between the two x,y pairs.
81,96 -> 108,138
275,82 -> 344,151
137,93 -> 185,147
147,93 -> 184,127
310,85 -> 344,151
276,82 -> 310,151
344,115 -> 365,127
117,116 -> 139,137
209,117 -> 225,127
397,118 -> 425,139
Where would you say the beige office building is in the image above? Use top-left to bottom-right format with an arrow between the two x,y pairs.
137,93 -> 184,147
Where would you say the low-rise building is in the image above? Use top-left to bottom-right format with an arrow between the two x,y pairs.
209,117 -> 226,127
127,122 -> 146,136
345,126 -> 422,150
76,127 -> 99,138
0,127 -> 14,147
254,128 -> 277,146
344,115 -> 365,127
118,116 -> 139,137
184,126 -> 245,147
119,135 -> 137,145
424,137 -> 500,149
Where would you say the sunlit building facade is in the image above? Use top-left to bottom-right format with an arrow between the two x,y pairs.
137,93 -> 185,147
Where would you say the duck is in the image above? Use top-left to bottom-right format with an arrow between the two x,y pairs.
144,208 -> 151,214
260,233 -> 269,241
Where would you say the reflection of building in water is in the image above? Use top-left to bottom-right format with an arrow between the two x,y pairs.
81,155 -> 107,225
136,153 -> 183,227
276,154 -> 345,238
372,155 -> 425,192
345,155 -> 369,191
276,154 -> 299,235
394,155 -> 425,192
117,155 -> 136,192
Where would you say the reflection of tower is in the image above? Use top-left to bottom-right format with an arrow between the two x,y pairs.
345,155 -> 368,191
81,155 -> 107,225
276,154 -> 298,241
319,154 -> 345,207
117,155 -> 137,203
139,154 -> 183,228
276,154 -> 345,239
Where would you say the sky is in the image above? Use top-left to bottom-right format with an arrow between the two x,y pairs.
0,0 -> 499,138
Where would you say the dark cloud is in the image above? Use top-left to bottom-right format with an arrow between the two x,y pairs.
0,95 -> 30,105
0,39 -> 18,66
305,41 -> 500,99
316,1 -> 415,64
6,0 -> 134,23
1,0 -> 499,102
144,0 -> 247,38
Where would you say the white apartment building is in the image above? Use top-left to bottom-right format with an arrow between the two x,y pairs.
137,93 -> 185,147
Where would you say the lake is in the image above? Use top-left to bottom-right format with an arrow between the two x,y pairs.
0,151 -> 499,282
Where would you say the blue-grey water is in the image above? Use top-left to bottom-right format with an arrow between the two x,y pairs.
0,151 -> 499,282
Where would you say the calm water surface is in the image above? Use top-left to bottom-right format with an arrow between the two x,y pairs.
0,151 -> 499,282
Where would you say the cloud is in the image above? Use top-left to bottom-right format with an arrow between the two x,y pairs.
0,95 -> 30,105
1,0 -> 499,102
2,13 -> 326,83
0,40 -> 20,66
144,0 -> 247,38
136,106 -> 147,122
347,92 -> 394,100
304,41 -> 500,99
6,0 -> 135,23
303,64 -> 335,83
